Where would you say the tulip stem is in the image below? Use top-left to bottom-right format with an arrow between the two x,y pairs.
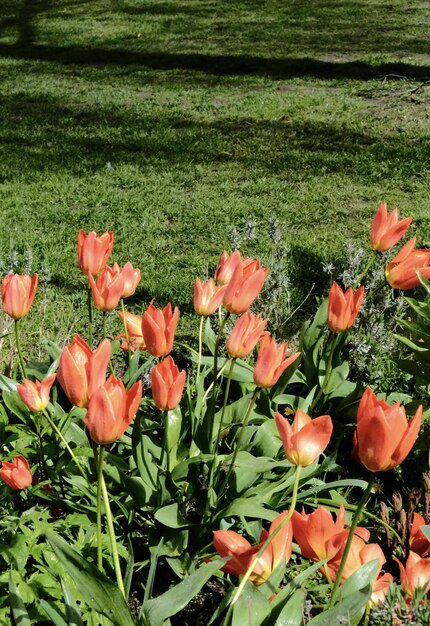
157,412 -> 168,508
329,474 -> 374,607
208,312 -> 230,451
120,299 -> 132,373
215,386 -> 260,508
226,464 -> 302,617
103,312 -> 115,376
98,445 -> 126,598
87,286 -> 93,348
42,409 -> 88,482
354,251 -> 377,289
14,320 -> 26,380
94,444 -> 104,573
310,333 -> 336,413
197,315 -> 204,379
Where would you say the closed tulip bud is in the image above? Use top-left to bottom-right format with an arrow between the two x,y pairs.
395,551 -> 430,597
88,266 -> 124,312
213,510 -> 293,586
57,335 -> 111,408
223,260 -> 269,314
215,250 -> 242,285
141,301 -> 179,357
117,311 -> 145,351
194,278 -> 227,316
78,229 -> 114,275
0,455 -> 32,490
112,262 -> 141,299
275,409 -> 333,467
226,311 -> 267,359
84,376 -> 142,445
353,387 -> 422,472
370,202 -> 412,252
385,237 -> 430,290
253,334 -> 300,388
151,356 -> 186,411
327,282 -> 364,333
17,374 -> 56,412
2,273 -> 38,320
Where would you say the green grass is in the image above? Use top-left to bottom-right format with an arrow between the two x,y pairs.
0,0 -> 429,363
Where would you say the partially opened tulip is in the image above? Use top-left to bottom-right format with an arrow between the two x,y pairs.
292,505 -> 349,562
226,311 -> 267,359
409,512 -> 430,557
395,551 -> 430,597
117,311 -> 145,351
88,266 -> 124,312
215,250 -> 242,285
213,510 -> 293,585
327,282 -> 364,333
151,356 -> 186,411
254,334 -> 300,388
370,202 -> 412,252
17,374 -> 56,412
57,335 -> 111,408
0,455 -> 32,490
194,278 -> 227,316
223,259 -> 269,314
385,237 -> 430,290
84,376 -> 142,445
2,273 -> 38,320
275,409 -> 333,467
78,230 -> 114,275
353,387 -> 422,472
141,301 -> 179,357
112,262 -> 141,299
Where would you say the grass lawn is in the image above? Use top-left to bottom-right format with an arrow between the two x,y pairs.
0,0 -> 429,362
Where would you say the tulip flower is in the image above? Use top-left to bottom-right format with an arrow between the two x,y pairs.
370,202 -> 412,252
112,262 -> 141,299
57,335 -> 111,408
353,387 -> 422,472
213,510 -> 293,585
141,301 -> 179,357
117,311 -> 145,351
223,259 -> 269,314
409,513 -> 430,557
275,409 -> 333,467
327,282 -> 364,333
385,237 -> 430,290
215,250 -> 242,285
88,266 -> 124,312
395,551 -> 430,597
17,374 -> 56,412
78,229 -> 114,275
0,455 -> 32,490
226,311 -> 267,359
84,376 -> 142,445
2,273 -> 38,320
194,278 -> 227,316
253,334 -> 300,388
151,356 -> 186,411
292,505 -> 349,562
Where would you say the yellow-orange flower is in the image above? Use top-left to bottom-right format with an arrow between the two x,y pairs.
275,409 -> 333,467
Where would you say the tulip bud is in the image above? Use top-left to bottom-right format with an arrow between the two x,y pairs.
327,282 -> 364,333
88,266 -> 124,312
17,374 -> 56,412
151,356 -> 186,411
370,202 -> 412,252
275,409 -> 333,467
117,311 -> 145,351
141,301 -> 179,357
253,334 -> 300,388
194,278 -> 226,316
112,262 -> 141,299
215,250 -> 242,285
226,312 -> 267,359
386,237 -> 430,290
78,230 -> 114,275
0,455 -> 32,490
2,273 -> 38,320
84,376 -> 142,445
223,260 -> 269,314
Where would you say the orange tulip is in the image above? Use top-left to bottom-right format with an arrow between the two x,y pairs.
88,266 -> 124,312
194,278 -> 227,316
151,356 -> 186,411
141,301 -> 179,357
213,510 -> 293,585
327,282 -> 364,333
292,505 -> 349,562
275,409 -> 333,467
409,513 -> 430,557
370,202 -> 412,252
385,237 -> 430,290
77,229 -> 114,275
117,311 -> 145,351
2,273 -> 38,320
226,311 -> 267,359
353,387 -> 422,472
0,455 -> 32,490
215,250 -> 242,285
57,335 -> 111,408
253,334 -> 300,388
17,374 -> 56,412
395,551 -> 430,597
223,259 -> 269,314
111,262 -> 141,299
84,376 -> 142,445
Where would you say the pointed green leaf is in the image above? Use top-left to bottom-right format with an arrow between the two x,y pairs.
9,573 -> 31,626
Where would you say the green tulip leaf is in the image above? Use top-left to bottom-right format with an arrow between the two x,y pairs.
9,573 -> 31,626
154,502 -> 193,528
232,582 -> 270,626
273,589 -> 306,626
